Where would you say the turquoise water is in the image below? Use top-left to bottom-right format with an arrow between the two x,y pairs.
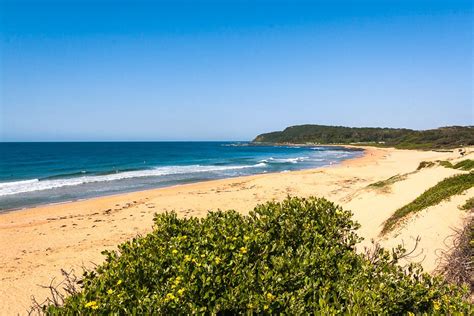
0,142 -> 363,211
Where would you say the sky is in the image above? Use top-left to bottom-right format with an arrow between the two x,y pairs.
0,0 -> 472,141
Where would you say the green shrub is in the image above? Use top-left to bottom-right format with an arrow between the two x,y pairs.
382,173 -> 474,235
44,197 -> 471,314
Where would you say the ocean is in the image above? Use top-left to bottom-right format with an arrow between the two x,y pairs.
0,142 -> 363,211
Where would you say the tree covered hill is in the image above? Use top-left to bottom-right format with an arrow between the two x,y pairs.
252,125 -> 474,149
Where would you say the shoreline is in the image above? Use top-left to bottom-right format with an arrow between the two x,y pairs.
1,146 -> 472,314
0,145 -> 367,214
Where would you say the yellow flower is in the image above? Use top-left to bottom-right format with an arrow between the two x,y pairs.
177,288 -> 185,296
116,279 -> 123,286
266,292 -> 275,301
214,257 -> 221,264
85,301 -> 98,309
172,249 -> 178,255
243,235 -> 250,242
174,276 -> 182,285
107,289 -> 113,295
407,312 -> 415,316
184,255 -> 191,262
239,247 -> 247,254
165,293 -> 177,302
433,300 -> 441,311
263,304 -> 269,310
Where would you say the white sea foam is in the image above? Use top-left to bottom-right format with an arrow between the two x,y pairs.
259,157 -> 309,164
0,163 -> 267,197
0,179 -> 40,188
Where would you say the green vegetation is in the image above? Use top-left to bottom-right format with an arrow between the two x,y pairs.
453,159 -> 474,171
439,159 -> 474,171
417,161 -> 436,170
253,124 -> 474,149
368,174 -> 407,191
459,197 -> 474,211
439,160 -> 454,168
42,197 -> 472,314
382,173 -> 474,235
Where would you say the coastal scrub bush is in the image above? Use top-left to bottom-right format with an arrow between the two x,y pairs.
44,197 -> 471,314
382,173 -> 474,235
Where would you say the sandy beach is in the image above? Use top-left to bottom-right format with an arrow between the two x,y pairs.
1,146 -> 472,314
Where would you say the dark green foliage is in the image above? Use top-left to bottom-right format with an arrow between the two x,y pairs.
382,173 -> 474,235
44,197 -> 471,314
253,125 -> 474,150
417,161 -> 435,170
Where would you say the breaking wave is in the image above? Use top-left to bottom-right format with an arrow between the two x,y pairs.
0,163 -> 267,197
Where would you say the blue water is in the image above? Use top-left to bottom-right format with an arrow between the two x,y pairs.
0,142 -> 363,211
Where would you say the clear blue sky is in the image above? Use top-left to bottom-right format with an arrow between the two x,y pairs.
1,0 -> 472,141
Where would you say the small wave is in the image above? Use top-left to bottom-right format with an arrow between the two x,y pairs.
41,170 -> 90,180
0,163 -> 267,197
221,143 -> 248,147
259,157 -> 309,164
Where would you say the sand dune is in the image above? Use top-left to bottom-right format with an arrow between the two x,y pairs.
0,146 -> 472,314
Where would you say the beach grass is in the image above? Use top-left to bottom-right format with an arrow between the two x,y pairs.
459,197 -> 474,211
453,159 -> 474,171
382,173 -> 474,235
368,174 -> 407,190
439,159 -> 474,171
417,161 -> 436,170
